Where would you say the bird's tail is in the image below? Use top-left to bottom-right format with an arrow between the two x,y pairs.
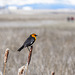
18,45 -> 24,52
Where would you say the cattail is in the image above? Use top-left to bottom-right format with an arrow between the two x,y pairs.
3,48 -> 9,75
25,46 -> 33,75
4,48 -> 9,63
18,63 -> 28,75
51,72 -> 55,75
18,46 -> 33,75
28,46 -> 33,65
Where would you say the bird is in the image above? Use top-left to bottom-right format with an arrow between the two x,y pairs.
18,33 -> 37,52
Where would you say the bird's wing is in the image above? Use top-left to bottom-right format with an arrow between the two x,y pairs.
24,36 -> 35,47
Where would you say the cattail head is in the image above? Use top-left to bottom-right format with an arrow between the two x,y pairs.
51,72 -> 55,75
4,48 -> 9,63
18,63 -> 28,75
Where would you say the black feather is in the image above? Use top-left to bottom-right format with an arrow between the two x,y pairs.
24,36 -> 35,47
18,45 -> 24,52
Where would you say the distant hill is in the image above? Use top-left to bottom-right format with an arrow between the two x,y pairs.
1,3 -> 75,10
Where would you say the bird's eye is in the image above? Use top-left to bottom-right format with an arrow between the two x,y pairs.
35,35 -> 38,36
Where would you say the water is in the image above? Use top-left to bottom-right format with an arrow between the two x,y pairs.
0,20 -> 59,27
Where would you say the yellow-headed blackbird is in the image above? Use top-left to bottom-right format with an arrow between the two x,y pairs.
18,33 -> 37,51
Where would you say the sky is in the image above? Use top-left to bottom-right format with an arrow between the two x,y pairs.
0,0 -> 75,9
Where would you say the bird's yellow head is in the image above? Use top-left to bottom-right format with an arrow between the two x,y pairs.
31,33 -> 38,40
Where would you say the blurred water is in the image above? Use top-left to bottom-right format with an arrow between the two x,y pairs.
0,20 -> 58,27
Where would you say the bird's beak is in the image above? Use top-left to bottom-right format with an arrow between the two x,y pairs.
35,35 -> 38,36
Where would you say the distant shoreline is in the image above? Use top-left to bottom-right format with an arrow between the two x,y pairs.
0,9 -> 75,15
0,11 -> 75,28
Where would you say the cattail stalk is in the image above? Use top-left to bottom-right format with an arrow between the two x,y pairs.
25,46 -> 33,75
3,48 -> 9,75
28,46 -> 33,65
18,46 -> 33,75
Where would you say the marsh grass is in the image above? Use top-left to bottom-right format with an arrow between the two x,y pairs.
0,27 -> 75,75
0,13 -> 75,75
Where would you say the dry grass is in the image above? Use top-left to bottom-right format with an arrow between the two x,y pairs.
0,13 -> 75,75
0,26 -> 75,75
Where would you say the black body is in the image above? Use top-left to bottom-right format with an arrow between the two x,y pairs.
18,35 -> 35,51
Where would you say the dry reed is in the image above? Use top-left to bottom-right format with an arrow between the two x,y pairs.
3,48 -> 9,75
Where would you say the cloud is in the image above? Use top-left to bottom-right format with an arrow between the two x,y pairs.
68,0 -> 75,5
22,6 -> 33,10
24,0 -> 55,4
0,0 -> 75,6
1,0 -> 55,5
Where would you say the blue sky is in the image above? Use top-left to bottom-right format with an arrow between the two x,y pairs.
0,0 -> 75,9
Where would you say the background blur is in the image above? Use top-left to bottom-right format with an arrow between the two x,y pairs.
0,0 -> 75,75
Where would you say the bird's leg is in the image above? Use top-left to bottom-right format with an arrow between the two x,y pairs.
27,47 -> 30,51
30,46 -> 33,51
